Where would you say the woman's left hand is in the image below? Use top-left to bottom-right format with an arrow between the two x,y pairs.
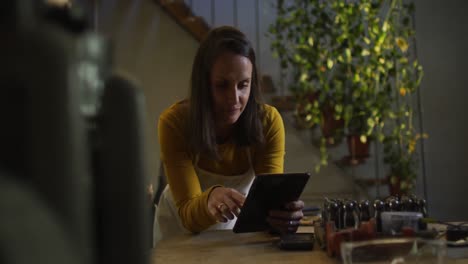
266,200 -> 304,234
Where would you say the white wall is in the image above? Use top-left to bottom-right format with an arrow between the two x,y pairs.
415,0 -> 468,220
95,0 -> 199,188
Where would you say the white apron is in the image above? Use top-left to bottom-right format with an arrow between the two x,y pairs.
153,149 -> 255,245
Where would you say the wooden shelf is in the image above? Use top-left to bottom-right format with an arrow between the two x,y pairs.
354,177 -> 389,187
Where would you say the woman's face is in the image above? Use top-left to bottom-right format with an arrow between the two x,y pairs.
210,52 -> 252,129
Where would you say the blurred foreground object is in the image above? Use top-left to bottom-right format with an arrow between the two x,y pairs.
0,1 -> 149,263
341,238 -> 446,264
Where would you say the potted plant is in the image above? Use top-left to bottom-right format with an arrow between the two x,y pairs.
380,0 -> 425,195
269,0 -> 424,172
269,0 -> 347,168
383,126 -> 428,196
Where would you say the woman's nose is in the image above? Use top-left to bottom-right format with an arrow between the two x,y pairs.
226,86 -> 239,103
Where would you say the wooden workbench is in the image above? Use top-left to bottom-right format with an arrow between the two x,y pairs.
152,225 -> 468,264
152,229 -> 336,264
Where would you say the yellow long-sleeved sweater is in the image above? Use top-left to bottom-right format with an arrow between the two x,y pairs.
158,101 -> 285,232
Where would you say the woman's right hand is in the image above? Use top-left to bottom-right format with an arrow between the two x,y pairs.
208,187 -> 246,223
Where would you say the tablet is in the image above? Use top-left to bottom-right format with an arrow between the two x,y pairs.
233,172 -> 310,233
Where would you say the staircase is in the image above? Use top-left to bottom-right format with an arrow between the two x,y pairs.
156,0 -> 366,207
156,0 -> 210,41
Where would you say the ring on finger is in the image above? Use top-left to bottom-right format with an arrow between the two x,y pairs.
217,203 -> 227,210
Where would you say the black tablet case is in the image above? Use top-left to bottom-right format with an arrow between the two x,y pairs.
233,172 -> 310,233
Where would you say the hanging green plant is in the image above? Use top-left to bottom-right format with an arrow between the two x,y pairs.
269,0 -> 425,174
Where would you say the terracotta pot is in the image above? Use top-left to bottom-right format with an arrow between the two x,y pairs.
306,91 -> 320,103
347,135 -> 370,159
321,104 -> 344,145
387,176 -> 410,197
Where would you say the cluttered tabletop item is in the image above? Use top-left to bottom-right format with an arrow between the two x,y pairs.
310,195 -> 468,262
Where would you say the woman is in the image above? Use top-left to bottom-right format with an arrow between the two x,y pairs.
155,26 -> 304,242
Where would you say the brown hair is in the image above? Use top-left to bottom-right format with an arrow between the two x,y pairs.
188,26 -> 264,159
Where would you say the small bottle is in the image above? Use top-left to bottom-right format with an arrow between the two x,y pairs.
409,194 -> 419,212
385,196 -> 401,211
417,198 -> 428,217
416,197 -> 428,230
359,200 -> 371,222
343,200 -> 359,229
400,195 -> 417,212
336,199 -> 345,229
324,198 -> 340,229
374,199 -> 385,232
322,198 -> 330,223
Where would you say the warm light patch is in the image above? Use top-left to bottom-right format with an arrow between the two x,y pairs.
46,0 -> 72,7
396,37 -> 409,52
399,87 -> 406,96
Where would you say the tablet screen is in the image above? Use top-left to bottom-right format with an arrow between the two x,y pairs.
233,172 -> 310,233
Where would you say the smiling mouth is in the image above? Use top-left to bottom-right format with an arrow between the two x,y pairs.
225,108 -> 240,113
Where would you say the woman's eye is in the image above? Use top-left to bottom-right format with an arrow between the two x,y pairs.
239,82 -> 249,89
